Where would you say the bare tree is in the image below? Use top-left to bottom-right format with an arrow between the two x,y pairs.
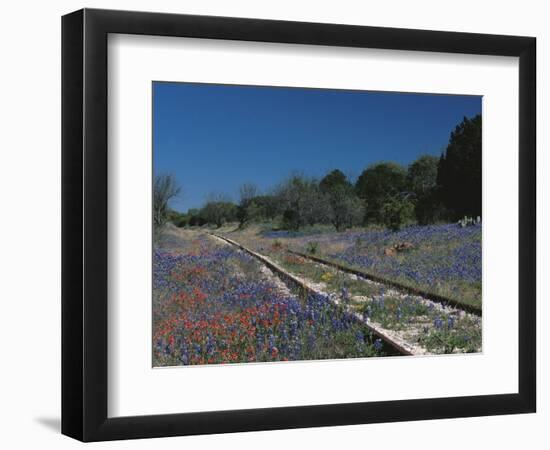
205,192 -> 232,205
153,174 -> 180,229
275,174 -> 329,230
239,183 -> 259,205
237,183 -> 260,229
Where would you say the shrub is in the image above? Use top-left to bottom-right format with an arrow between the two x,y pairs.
306,241 -> 319,255
381,197 -> 415,231
282,209 -> 301,231
355,162 -> 408,224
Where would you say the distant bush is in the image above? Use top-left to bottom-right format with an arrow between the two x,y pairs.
189,215 -> 206,227
282,209 -> 301,231
201,193 -> 237,228
356,162 -> 408,225
381,196 -> 415,231
165,209 -> 188,227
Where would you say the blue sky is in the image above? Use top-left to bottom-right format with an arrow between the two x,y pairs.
153,82 -> 481,212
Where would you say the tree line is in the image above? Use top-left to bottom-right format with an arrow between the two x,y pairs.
156,114 -> 481,232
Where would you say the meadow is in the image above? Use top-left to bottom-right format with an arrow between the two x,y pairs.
153,228 -> 385,367
228,222 -> 482,308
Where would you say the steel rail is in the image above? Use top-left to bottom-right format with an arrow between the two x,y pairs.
288,250 -> 482,316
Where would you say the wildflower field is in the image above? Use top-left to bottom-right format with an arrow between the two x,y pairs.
219,222 -> 482,355
153,222 -> 482,366
234,223 -> 482,308
153,229 -> 384,367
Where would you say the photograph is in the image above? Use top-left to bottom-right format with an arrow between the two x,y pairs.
152,82 -> 483,366
0,0 -> 542,446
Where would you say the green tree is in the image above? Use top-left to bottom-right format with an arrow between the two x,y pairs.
408,155 -> 438,195
252,195 -> 278,221
381,196 -> 415,231
188,209 -> 206,227
201,193 -> 237,228
437,114 -> 482,219
407,155 -> 443,224
320,170 -> 362,231
326,185 -> 364,231
167,209 -> 189,227
355,162 -> 408,224
319,169 -> 352,193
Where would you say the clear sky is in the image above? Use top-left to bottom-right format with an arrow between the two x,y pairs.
153,82 -> 481,212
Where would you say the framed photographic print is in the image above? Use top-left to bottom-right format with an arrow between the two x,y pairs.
61,8 -> 536,442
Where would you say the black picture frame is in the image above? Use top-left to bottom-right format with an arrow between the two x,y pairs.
61,8 -> 536,442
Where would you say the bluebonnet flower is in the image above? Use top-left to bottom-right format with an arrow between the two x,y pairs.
447,317 -> 455,329
434,317 -> 444,330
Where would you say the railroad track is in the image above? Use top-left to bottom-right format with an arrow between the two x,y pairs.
288,250 -> 482,316
210,233 -> 416,357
